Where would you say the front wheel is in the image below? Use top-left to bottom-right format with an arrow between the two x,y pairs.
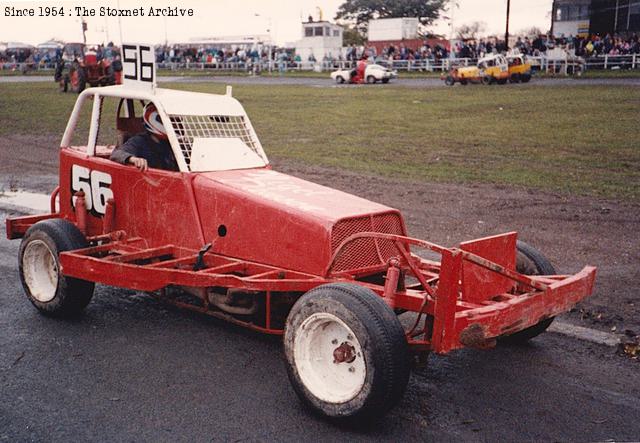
284,283 -> 410,420
499,240 -> 556,344
19,219 -> 94,317
366,75 -> 376,84
444,75 -> 455,86
481,75 -> 493,85
335,76 -> 345,84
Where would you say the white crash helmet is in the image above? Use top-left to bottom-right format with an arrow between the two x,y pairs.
142,102 -> 168,140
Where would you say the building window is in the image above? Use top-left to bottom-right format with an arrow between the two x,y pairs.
305,27 -> 313,37
630,2 -> 640,30
333,29 -> 340,37
556,3 -> 590,21
314,26 -> 323,36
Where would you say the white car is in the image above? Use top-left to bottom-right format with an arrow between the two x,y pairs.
330,64 -> 398,84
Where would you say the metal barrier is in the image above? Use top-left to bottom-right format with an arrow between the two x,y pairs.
2,54 -> 638,75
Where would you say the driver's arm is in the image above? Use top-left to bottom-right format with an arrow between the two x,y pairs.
110,135 -> 148,171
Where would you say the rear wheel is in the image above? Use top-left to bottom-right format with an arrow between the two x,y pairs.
59,75 -> 69,93
521,73 -> 531,83
499,240 -> 556,344
19,219 -> 94,317
284,283 -> 410,420
481,75 -> 493,85
335,76 -> 345,84
77,68 -> 87,93
509,73 -> 521,83
381,78 -> 389,84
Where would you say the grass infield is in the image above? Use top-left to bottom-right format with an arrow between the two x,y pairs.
0,81 -> 637,200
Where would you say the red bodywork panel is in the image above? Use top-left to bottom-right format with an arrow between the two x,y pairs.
57,149 -> 405,276
6,147 -> 597,353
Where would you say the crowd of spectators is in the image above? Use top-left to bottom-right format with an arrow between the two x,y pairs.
570,33 -> 640,56
3,32 -> 639,72
0,42 -> 120,69
452,32 -> 640,60
345,43 -> 450,65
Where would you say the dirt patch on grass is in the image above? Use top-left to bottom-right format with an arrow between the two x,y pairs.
0,134 -> 59,193
273,157 -> 640,333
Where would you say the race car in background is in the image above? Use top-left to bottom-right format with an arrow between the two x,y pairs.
507,54 -> 533,83
331,63 -> 398,84
444,53 -> 510,86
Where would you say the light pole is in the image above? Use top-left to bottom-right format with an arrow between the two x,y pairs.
255,13 -> 273,72
505,0 -> 511,51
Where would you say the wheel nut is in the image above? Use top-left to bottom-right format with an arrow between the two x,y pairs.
331,339 -> 338,345
347,334 -> 353,340
348,366 -> 355,373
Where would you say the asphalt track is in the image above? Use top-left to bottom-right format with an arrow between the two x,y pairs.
1,206 -> 639,442
1,74 -> 639,88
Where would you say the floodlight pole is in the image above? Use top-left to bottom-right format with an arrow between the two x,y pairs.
505,0 -> 511,51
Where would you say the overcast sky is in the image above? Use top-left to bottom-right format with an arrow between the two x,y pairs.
0,0 -> 553,46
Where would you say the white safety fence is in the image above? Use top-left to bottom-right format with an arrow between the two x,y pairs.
2,54 -> 638,75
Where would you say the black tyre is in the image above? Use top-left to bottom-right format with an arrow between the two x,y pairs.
509,73 -> 520,83
77,68 -> 87,93
497,78 -> 508,85
481,75 -> 493,85
499,240 -> 556,344
521,73 -> 531,83
19,219 -> 94,317
366,75 -> 376,84
381,78 -> 389,84
336,76 -> 345,84
444,75 -> 455,86
460,78 -> 468,85
284,283 -> 410,420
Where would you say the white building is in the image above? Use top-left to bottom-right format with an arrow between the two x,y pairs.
295,21 -> 343,61
368,18 -> 419,42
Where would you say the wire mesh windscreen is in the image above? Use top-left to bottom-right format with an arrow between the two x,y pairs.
168,115 -> 264,168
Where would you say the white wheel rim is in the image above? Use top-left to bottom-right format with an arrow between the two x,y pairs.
22,240 -> 58,303
293,313 -> 366,404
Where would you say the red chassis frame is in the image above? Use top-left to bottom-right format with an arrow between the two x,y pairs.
7,196 -> 596,355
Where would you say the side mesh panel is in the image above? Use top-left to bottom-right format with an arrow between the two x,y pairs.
168,115 -> 260,168
331,213 -> 405,273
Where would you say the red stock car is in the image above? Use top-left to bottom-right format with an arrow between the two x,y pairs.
6,84 -> 596,421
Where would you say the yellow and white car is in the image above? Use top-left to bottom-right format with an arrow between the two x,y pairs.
444,54 -> 509,86
506,54 -> 532,83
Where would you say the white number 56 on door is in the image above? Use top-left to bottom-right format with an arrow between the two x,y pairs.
71,164 -> 113,216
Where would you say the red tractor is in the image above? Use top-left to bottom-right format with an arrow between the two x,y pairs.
55,44 -> 121,93
6,79 -> 596,421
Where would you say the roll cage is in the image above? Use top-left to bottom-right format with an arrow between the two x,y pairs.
60,85 -> 270,173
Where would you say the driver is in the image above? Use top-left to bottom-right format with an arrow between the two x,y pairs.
110,103 -> 179,172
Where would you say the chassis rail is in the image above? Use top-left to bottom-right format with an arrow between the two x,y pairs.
6,213 -> 596,354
